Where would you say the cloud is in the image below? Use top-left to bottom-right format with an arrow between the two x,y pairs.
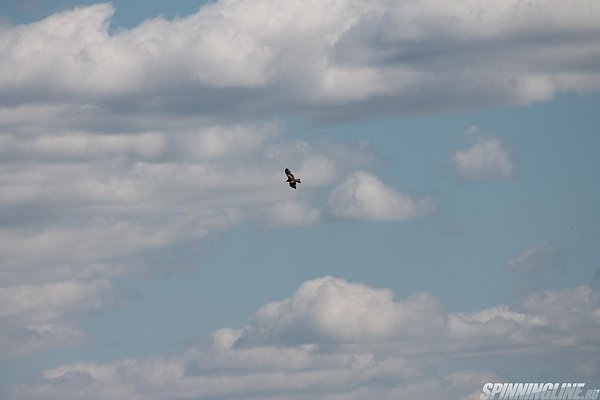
0,220 -> 191,286
450,130 -> 515,181
0,279 -> 113,358
235,276 -> 444,346
7,276 -> 599,399
0,323 -> 89,360
296,156 -> 337,187
519,285 -> 600,344
171,123 -> 282,161
0,280 -> 111,322
235,276 -> 599,354
0,119 -> 373,271
1,0 -> 599,387
0,109 -> 376,356
0,131 -> 166,161
265,200 -> 321,228
1,1 -> 600,120
327,171 -> 435,221
507,241 -> 565,274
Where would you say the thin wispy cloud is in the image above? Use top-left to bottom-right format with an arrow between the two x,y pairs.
507,241 -> 565,274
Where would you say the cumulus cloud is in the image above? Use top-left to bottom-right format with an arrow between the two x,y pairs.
8,276 -> 599,399
236,276 -> 444,346
327,171 -> 435,221
1,0 -> 600,119
235,276 -> 599,354
450,129 -> 515,181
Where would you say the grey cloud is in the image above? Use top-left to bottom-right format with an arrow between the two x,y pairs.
0,323 -> 88,360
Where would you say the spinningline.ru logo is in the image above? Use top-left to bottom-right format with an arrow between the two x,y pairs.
481,383 -> 600,400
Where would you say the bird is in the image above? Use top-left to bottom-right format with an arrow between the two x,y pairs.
285,168 -> 301,189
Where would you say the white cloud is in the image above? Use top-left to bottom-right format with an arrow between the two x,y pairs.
0,280 -> 110,322
0,109 -> 376,355
265,200 -> 320,228
0,220 -> 186,285
173,123 -> 282,161
0,279 -> 112,359
296,156 -> 337,187
7,276 -> 598,399
235,276 -> 599,353
0,132 -> 166,160
235,276 -> 444,346
451,134 -> 515,181
519,285 -> 600,344
327,171 -> 435,221
0,118 -> 375,270
1,0 -> 599,386
1,1 -> 600,119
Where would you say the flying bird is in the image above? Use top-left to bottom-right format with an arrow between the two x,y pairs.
285,168 -> 301,189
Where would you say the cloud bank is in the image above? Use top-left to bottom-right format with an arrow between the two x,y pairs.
8,276 -> 599,399
1,0 -> 600,120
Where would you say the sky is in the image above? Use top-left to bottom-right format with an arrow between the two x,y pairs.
0,0 -> 599,399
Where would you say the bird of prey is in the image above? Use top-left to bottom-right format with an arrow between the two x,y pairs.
285,168 -> 301,189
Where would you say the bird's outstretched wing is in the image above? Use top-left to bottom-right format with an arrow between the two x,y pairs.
285,168 -> 295,180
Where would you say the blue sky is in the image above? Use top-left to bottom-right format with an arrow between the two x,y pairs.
1,1 -> 599,399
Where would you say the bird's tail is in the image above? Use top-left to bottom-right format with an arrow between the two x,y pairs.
296,179 -> 301,183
